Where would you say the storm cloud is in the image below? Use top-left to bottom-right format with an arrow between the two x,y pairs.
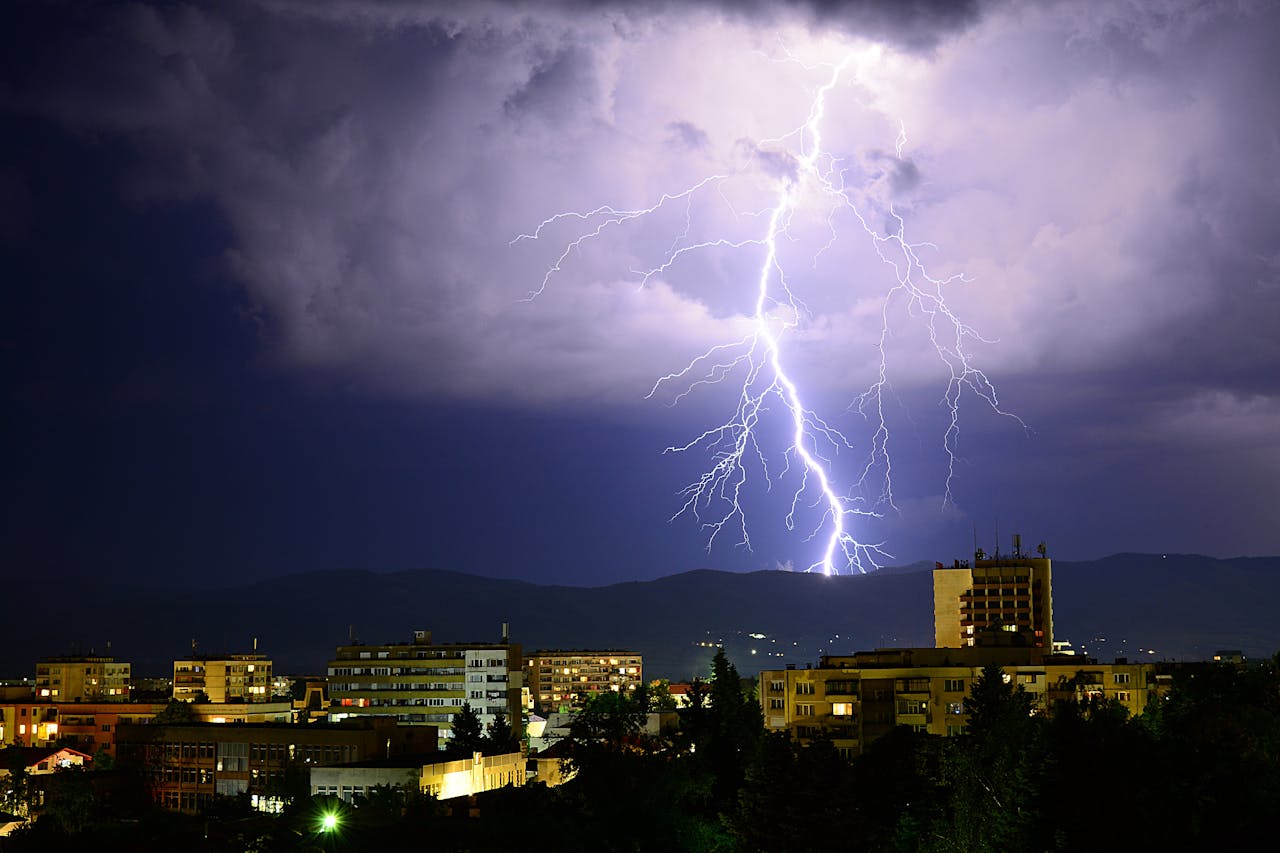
5,0 -> 1280,578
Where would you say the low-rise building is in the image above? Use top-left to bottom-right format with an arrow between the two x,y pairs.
41,702 -> 171,758
310,750 -> 525,802
116,719 -> 432,814
0,746 -> 92,776
1,699 -> 292,757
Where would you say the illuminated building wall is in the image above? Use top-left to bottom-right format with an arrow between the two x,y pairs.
40,702 -> 170,757
326,629 -> 522,740
524,650 -> 643,711
33,656 -> 131,703
934,551 -> 1054,649
0,704 -> 61,749
310,750 -> 525,803
173,654 -> 273,703
759,649 -> 1159,758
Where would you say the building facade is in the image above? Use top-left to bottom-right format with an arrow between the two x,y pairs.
115,719 -> 432,814
326,629 -> 522,740
759,648 -> 1160,758
524,650 -> 643,711
173,654 -> 273,703
34,656 -> 131,703
310,750 -> 524,803
934,547 -> 1053,649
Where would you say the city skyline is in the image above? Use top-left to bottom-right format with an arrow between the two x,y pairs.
5,0 -> 1279,587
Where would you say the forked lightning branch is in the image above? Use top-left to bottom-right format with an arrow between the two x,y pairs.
514,51 -> 1021,575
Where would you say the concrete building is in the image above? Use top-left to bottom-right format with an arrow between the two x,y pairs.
327,628 -> 522,741
311,750 -> 525,803
115,719 -> 431,814
524,650 -> 643,711
934,538 -> 1053,649
34,656 -> 131,703
0,703 -> 59,750
173,654 -> 273,703
1,697 -> 293,756
759,648 -> 1160,758
36,702 -> 171,758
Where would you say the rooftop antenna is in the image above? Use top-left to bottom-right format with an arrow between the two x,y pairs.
1013,533 -> 1022,558
994,518 -> 1000,558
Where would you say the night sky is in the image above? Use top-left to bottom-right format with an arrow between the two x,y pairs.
5,0 -> 1279,588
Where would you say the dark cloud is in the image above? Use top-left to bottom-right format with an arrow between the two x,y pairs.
5,0 -> 1280,582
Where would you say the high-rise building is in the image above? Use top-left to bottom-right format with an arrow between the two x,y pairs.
172,654 -> 273,703
524,650 -> 643,711
326,628 -> 522,740
34,656 -> 131,702
934,538 -> 1053,649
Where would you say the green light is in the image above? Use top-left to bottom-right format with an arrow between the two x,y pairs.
321,813 -> 338,831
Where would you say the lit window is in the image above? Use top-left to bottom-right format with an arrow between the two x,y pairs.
830,703 -> 853,716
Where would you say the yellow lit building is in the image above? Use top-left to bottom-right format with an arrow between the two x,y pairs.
34,656 -> 131,702
934,542 -> 1053,649
326,629 -> 522,742
310,749 -> 524,803
759,648 -> 1159,757
524,650 -> 643,711
173,654 -> 273,703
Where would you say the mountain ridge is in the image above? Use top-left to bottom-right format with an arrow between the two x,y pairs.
5,554 -> 1277,680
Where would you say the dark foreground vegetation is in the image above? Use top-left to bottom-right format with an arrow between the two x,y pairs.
4,650 -> 1278,852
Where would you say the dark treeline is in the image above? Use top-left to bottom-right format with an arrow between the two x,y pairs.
4,650 -> 1279,852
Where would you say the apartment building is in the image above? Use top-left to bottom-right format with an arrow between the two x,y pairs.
524,650 -> 643,711
326,628 -> 522,740
34,656 -> 131,702
759,648 -> 1160,758
173,654 -> 273,703
934,541 -> 1053,649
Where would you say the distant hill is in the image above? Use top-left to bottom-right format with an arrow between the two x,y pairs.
5,554 -> 1278,681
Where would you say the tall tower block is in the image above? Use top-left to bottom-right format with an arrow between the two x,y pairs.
934,545 -> 1052,650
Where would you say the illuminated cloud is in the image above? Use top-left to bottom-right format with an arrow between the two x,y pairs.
5,0 -> 1280,568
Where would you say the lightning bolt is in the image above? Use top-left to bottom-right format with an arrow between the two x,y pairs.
514,49 -> 1023,575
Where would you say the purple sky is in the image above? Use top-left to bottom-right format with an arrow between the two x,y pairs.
4,0 -> 1280,586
